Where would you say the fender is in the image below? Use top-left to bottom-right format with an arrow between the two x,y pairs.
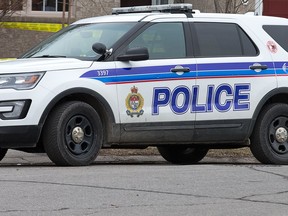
38,87 -> 118,142
248,87 -> 288,137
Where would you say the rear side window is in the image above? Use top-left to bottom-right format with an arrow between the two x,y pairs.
263,25 -> 288,52
193,22 -> 258,57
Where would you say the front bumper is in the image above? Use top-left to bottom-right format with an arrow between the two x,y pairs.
0,125 -> 40,148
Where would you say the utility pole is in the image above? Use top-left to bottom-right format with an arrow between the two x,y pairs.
62,0 -> 66,28
68,0 -> 72,25
254,0 -> 263,16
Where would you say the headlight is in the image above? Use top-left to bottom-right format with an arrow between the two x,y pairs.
0,72 -> 44,90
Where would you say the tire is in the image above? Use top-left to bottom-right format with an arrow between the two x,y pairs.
43,101 -> 103,166
250,103 -> 288,164
0,148 -> 8,161
157,146 -> 208,165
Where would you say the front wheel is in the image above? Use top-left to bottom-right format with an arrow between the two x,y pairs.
251,103 -> 288,164
43,101 -> 103,166
157,146 -> 208,164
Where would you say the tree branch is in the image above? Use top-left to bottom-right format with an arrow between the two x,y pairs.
0,0 -> 26,22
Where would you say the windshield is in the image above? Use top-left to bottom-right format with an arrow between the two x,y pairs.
21,22 -> 136,60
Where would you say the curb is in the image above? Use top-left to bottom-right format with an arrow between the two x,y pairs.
1,150 -> 259,166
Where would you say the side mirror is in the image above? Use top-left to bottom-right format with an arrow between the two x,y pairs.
117,47 -> 149,61
92,43 -> 107,55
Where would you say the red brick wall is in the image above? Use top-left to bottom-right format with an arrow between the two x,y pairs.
0,28 -> 53,58
263,0 -> 288,18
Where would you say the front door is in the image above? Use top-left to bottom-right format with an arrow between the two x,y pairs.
115,21 -> 197,143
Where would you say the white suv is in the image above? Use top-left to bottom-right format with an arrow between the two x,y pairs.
0,4 -> 288,165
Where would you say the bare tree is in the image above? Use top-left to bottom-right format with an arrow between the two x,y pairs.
174,0 -> 255,14
214,0 -> 254,13
76,0 -> 110,19
214,0 -> 222,12
0,0 -> 26,22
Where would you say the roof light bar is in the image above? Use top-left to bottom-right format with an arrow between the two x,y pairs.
112,4 -> 193,15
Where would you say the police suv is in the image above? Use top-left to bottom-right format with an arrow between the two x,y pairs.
0,4 -> 288,165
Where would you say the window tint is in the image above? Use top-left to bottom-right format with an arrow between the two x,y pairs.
23,23 -> 136,59
194,22 -> 258,57
263,25 -> 288,52
129,23 -> 186,59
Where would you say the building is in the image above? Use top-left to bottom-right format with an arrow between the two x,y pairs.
1,0 -> 256,58
255,0 -> 288,18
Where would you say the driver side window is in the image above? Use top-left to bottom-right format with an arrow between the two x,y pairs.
128,22 -> 186,59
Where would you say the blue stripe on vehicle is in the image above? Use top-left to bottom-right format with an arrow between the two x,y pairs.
80,62 -> 287,84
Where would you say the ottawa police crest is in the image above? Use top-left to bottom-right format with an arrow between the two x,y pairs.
126,86 -> 144,117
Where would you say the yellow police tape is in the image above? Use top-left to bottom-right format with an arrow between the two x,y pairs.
0,22 -> 66,32
0,58 -> 16,61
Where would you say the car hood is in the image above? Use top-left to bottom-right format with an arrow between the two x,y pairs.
0,58 -> 93,73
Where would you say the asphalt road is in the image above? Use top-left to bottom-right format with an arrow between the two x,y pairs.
0,150 -> 287,216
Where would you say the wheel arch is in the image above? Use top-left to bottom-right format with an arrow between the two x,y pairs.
38,87 -> 117,146
249,87 -> 288,137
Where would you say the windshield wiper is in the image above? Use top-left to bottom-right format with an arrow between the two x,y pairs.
31,55 -> 67,58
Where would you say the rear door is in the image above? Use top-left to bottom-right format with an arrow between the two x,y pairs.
190,19 -> 276,142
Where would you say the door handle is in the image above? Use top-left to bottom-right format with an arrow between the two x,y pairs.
171,66 -> 190,73
249,65 -> 268,71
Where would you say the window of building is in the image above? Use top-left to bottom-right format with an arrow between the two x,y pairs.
32,0 -> 69,12
121,0 -> 173,7
121,0 -> 151,7
193,22 -> 258,57
152,0 -> 174,4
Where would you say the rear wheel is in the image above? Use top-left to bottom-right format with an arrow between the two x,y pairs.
43,101 -> 103,166
157,146 -> 208,164
251,103 -> 288,164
